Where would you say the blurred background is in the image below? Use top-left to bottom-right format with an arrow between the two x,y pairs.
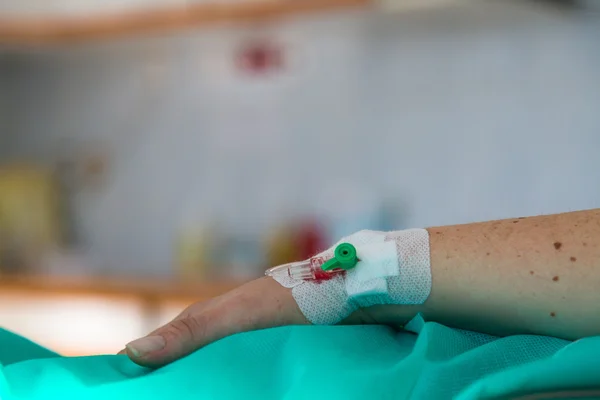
0,0 -> 599,355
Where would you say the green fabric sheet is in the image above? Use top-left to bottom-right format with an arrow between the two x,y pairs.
1,315 -> 600,399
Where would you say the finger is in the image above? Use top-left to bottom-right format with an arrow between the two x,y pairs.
124,277 -> 307,368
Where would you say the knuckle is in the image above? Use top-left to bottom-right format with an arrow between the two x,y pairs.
165,315 -> 208,344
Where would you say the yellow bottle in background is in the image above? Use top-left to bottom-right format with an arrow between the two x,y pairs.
0,164 -> 62,275
176,227 -> 209,280
264,223 -> 298,268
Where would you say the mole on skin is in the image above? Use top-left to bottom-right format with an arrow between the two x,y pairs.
570,256 -> 577,262
554,242 -> 562,250
550,312 -> 556,317
552,276 -> 559,282
529,271 -> 534,275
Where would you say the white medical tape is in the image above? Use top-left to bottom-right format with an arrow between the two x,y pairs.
352,229 -> 432,308
345,241 -> 399,302
271,229 -> 432,325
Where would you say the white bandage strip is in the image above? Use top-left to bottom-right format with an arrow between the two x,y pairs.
345,241 -> 398,302
272,229 -> 432,325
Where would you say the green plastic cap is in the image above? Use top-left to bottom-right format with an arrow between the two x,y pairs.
321,243 -> 358,271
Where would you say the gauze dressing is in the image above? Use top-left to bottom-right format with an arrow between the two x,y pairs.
269,229 -> 432,324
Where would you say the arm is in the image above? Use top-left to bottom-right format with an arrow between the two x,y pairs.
368,209 -> 600,340
124,209 -> 600,367
430,209 -> 600,339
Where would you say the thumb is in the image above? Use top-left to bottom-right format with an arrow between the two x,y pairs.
124,313 -> 218,368
123,277 -> 307,368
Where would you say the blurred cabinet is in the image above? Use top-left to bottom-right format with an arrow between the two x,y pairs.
0,292 -> 144,355
0,275 -> 241,355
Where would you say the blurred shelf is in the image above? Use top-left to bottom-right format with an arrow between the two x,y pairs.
0,273 -> 245,303
0,0 -> 371,45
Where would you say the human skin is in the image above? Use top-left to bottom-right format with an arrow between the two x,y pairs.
122,209 -> 600,368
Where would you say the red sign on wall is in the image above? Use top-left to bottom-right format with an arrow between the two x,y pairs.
236,40 -> 284,75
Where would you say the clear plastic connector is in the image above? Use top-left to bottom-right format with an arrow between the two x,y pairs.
265,256 -> 343,281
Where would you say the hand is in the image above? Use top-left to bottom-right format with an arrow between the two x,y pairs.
120,277 -> 304,368
121,276 -> 380,368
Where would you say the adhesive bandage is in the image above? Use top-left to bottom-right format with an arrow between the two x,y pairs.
268,229 -> 432,325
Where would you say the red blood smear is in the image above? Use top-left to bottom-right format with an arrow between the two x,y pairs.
309,256 -> 345,283
313,268 -> 344,282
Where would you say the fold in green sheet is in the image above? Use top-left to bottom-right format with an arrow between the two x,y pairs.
1,315 -> 599,400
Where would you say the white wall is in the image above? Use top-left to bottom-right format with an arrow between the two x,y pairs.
2,2 -> 600,275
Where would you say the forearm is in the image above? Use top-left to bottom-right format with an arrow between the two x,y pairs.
369,209 -> 600,340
